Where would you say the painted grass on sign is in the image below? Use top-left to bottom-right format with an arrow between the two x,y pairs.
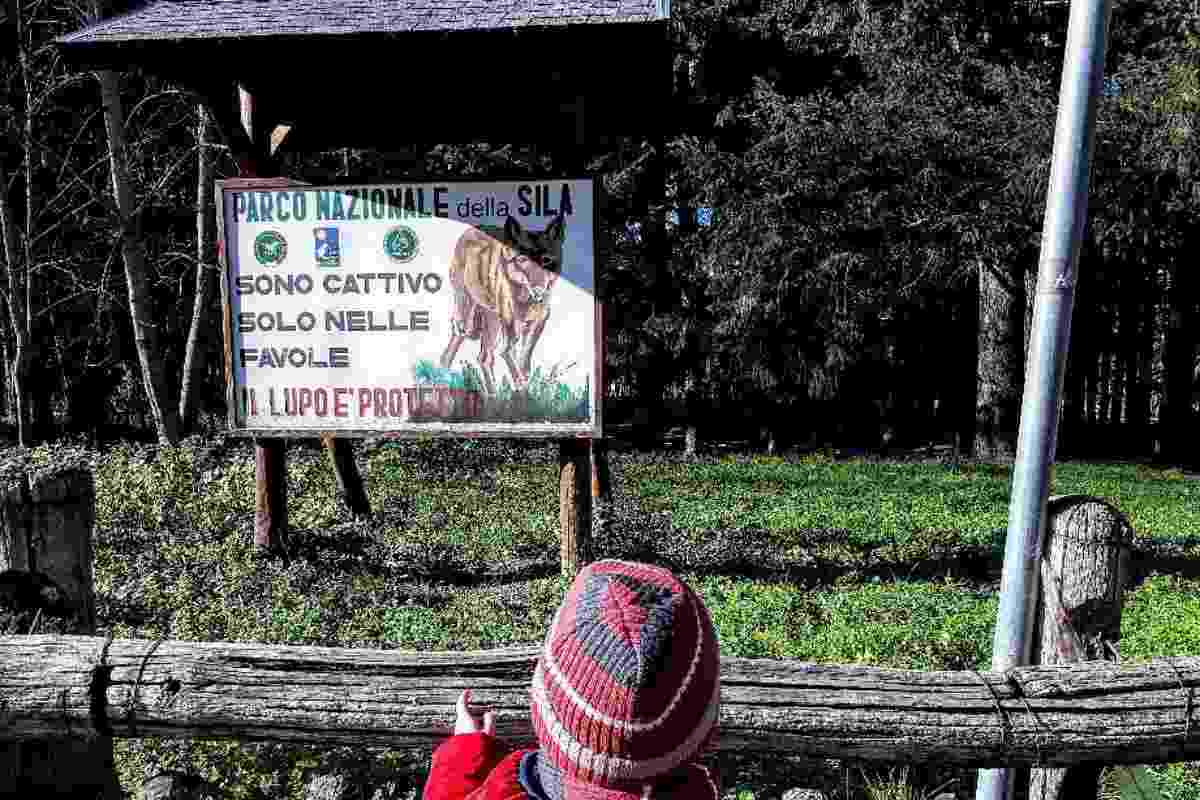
413,358 -> 590,421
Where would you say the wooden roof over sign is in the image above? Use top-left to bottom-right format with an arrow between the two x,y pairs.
58,0 -> 665,43
55,0 -> 672,149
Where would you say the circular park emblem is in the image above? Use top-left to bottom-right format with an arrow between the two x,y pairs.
254,230 -> 288,266
383,225 -> 419,263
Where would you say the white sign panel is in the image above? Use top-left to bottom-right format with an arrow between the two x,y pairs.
217,179 -> 600,436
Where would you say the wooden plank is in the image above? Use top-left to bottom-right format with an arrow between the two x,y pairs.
2,635 -> 1200,768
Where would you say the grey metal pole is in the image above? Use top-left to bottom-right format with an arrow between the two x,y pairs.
973,0 -> 1114,798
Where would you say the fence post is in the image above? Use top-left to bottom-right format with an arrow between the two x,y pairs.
1026,494 -> 1131,800
559,439 -> 593,577
0,463 -> 121,798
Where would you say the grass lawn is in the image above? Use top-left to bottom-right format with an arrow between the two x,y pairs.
629,458 -> 1200,549
22,438 -> 1200,799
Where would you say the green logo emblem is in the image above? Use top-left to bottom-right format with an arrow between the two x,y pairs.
384,225 -> 419,263
254,230 -> 288,266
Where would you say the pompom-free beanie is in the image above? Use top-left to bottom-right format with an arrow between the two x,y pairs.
529,560 -> 721,799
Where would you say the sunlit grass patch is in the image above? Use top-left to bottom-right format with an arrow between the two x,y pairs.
81,441 -> 1200,800
690,574 -> 996,668
623,460 -> 1200,547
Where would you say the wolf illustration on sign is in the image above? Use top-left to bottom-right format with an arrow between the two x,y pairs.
439,215 -> 565,396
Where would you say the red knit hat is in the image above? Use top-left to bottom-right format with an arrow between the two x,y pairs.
530,560 -> 721,799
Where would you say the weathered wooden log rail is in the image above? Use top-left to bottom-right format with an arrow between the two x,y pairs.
2,635 -> 1198,767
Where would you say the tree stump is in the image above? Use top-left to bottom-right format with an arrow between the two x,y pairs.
303,772 -> 354,800
143,770 -> 223,800
1027,495 -> 1132,800
0,461 -> 121,799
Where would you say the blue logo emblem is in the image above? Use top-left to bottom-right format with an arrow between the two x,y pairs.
314,227 -> 341,268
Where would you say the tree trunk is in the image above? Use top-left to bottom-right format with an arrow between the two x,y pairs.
956,281 -> 978,455
178,104 -> 215,435
640,137 -> 672,451
1084,350 -> 1099,427
28,318 -> 55,441
1060,345 -> 1086,457
1108,344 -> 1122,427
0,334 -> 7,425
3,634 -> 1200,767
1026,496 -> 1131,800
16,7 -> 40,446
1097,350 -> 1112,427
975,258 -> 1025,459
95,65 -> 180,445
0,157 -> 33,449
1161,255 -> 1195,466
8,343 -> 35,448
1123,266 -> 1153,442
1059,251 -> 1093,457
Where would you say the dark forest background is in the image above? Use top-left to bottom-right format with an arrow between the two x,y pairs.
2,0 -> 1199,464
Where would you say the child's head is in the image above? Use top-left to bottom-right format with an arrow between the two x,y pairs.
530,560 -> 720,798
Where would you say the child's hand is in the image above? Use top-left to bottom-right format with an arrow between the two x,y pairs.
453,689 -> 497,736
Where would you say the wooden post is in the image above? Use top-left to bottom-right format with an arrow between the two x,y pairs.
1026,495 -> 1132,800
0,464 -> 121,798
232,88 -> 369,536
234,85 -> 293,555
590,436 -> 611,540
323,435 -> 370,518
254,438 -> 288,553
559,438 -> 593,577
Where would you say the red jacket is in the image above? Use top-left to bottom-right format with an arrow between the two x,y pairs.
422,734 -> 531,800
422,734 -> 721,800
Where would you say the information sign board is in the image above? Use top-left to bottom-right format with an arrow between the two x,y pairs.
217,178 -> 601,437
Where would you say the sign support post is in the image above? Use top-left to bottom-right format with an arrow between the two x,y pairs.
235,86 -> 292,556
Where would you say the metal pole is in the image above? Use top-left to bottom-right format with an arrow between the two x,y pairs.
974,0 -> 1114,798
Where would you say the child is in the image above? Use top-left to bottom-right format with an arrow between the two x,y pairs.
423,559 -> 721,800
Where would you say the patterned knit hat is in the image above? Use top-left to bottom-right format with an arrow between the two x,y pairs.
530,560 -> 721,799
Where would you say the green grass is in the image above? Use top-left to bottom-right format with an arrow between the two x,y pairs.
368,449 -> 560,564
693,575 -> 996,668
625,460 -> 1200,550
74,442 -> 1200,799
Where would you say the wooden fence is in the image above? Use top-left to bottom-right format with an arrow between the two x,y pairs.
2,464 -> 1196,799
2,634 -> 1200,768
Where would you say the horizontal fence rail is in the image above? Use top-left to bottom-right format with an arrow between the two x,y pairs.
2,636 -> 1199,767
